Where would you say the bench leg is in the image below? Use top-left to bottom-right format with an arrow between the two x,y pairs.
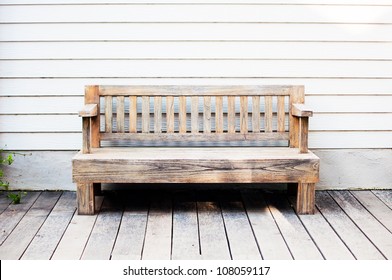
77,182 -> 95,215
296,183 -> 315,215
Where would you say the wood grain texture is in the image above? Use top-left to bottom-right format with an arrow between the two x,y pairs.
105,96 -> 113,133
215,96 -> 223,133
129,96 -> 137,133
277,96 -> 286,132
179,96 -> 187,133
73,147 -> 319,184
116,96 -> 125,133
203,96 -> 211,133
316,192 -> 384,260
227,96 -> 236,133
296,182 -> 314,214
142,96 -> 150,133
21,192 -> 76,260
0,192 -> 61,260
191,96 -> 199,133
299,117 -> 309,153
292,103 -> 313,117
166,96 -> 175,133
82,117 -> 90,154
264,96 -> 273,133
85,85 -> 100,148
240,96 -> 248,134
78,104 -> 97,117
372,190 -> 392,209
77,182 -> 94,215
242,191 -> 292,260
289,86 -> 305,148
252,96 -> 260,133
154,96 -> 162,133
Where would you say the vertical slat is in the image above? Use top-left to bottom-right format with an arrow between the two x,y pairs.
240,96 -> 248,134
290,86 -> 305,148
264,96 -> 273,133
82,118 -> 90,154
277,96 -> 286,132
299,117 -> 309,153
129,96 -> 137,133
179,96 -> 187,133
166,96 -> 174,133
154,96 -> 162,133
252,96 -> 260,133
85,85 -> 100,147
105,96 -> 112,133
203,96 -> 211,133
215,96 -> 223,133
142,96 -> 150,133
191,96 -> 199,133
227,96 -> 236,133
116,96 -> 125,133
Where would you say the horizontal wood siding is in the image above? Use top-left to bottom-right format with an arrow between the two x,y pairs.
0,1 -> 391,151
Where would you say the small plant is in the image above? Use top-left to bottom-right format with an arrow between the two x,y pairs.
1,147 -> 28,204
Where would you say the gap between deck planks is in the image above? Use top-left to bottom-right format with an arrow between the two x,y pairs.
1,189 -> 391,260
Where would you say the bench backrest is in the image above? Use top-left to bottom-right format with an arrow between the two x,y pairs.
84,85 -> 305,148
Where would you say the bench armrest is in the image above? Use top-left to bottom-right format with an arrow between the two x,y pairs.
79,104 -> 98,117
292,103 -> 313,117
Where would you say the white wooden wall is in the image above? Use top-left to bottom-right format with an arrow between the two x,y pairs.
0,1 -> 391,189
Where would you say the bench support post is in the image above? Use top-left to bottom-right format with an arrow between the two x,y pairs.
299,117 -> 309,153
77,182 -> 95,215
296,182 -> 315,214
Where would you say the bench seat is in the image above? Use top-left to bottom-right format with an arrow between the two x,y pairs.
73,147 -> 319,184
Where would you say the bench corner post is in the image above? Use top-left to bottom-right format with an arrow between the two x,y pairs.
77,182 -> 95,215
296,182 -> 315,214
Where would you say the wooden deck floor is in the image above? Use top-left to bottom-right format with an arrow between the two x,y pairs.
0,188 -> 391,260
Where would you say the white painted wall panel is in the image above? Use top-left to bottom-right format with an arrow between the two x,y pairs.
2,5 -> 392,23
2,23 -> 391,41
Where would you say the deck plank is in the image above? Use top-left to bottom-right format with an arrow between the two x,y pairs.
81,194 -> 123,260
51,196 -> 104,260
142,193 -> 172,260
372,190 -> 392,209
0,192 -> 61,260
316,191 -> 384,260
352,191 -> 392,233
330,191 -> 392,259
111,193 -> 149,260
292,193 -> 355,260
0,193 -> 12,214
266,193 -> 323,260
197,192 -> 231,260
0,192 -> 40,245
21,192 -> 76,260
171,192 -> 201,260
242,191 -> 292,260
220,192 -> 261,260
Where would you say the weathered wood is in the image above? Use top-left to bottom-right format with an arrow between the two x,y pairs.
215,96 -> 223,133
296,182 -> 315,214
191,96 -> 199,133
99,85 -> 293,96
0,194 -> 12,215
116,96 -> 125,133
197,194 -> 231,260
220,193 -> 261,260
142,193 -> 172,260
85,85 -> 100,148
100,131 -> 289,142
77,182 -> 94,215
203,96 -> 211,133
51,196 -> 104,260
82,117 -> 90,154
179,96 -> 187,133
0,192 -> 40,245
154,96 -> 162,133
78,104 -> 98,117
227,96 -> 236,133
372,190 -> 392,209
330,190 -> 392,259
289,86 -> 305,148
0,192 -> 61,260
129,96 -> 137,133
289,193 -> 355,260
21,192 -> 76,260
299,117 -> 309,153
316,191 -> 385,260
277,96 -> 286,132
111,193 -> 148,260
252,96 -> 260,133
73,147 -> 319,184
292,103 -> 313,117
104,96 -> 113,133
172,192 -> 201,260
265,193 -> 323,260
242,191 -> 292,260
353,191 -> 392,233
264,96 -> 273,133
166,96 -> 175,133
240,96 -> 248,133
142,96 -> 150,133
81,195 -> 123,260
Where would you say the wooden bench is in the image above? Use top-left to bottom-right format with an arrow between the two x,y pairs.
72,85 -> 319,215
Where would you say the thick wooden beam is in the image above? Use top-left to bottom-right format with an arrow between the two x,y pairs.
296,183 -> 315,214
78,104 -> 98,117
82,117 -> 90,154
299,117 -> 309,153
77,182 -> 95,215
85,85 -> 100,148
